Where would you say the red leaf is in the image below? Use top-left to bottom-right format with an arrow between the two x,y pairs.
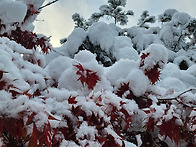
68,96 -> 77,104
86,71 -> 100,90
144,64 -> 160,84
102,135 -> 121,147
75,63 -> 100,90
23,90 -> 33,99
0,81 -> 6,90
28,123 -> 38,147
74,63 -> 84,72
121,108 -> 130,117
77,75 -> 86,86
26,112 -> 36,125
120,101 -> 126,106
116,82 -> 130,97
0,71 -> 3,79
158,118 -> 180,145
146,117 -> 155,132
48,114 -> 59,121
38,123 -> 52,147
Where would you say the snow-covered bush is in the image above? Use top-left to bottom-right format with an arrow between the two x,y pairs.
0,0 -> 196,147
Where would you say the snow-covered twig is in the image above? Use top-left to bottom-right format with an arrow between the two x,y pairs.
157,88 -> 196,108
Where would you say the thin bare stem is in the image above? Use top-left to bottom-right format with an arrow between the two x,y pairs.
39,0 -> 59,10
52,49 -> 65,56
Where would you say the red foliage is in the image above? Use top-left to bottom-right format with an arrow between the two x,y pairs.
158,118 -> 181,144
140,52 -> 150,66
75,63 -> 100,90
68,96 -> 78,104
144,64 -> 161,84
140,52 -> 161,84
23,4 -> 40,22
1,28 -> 51,54
116,82 -> 130,97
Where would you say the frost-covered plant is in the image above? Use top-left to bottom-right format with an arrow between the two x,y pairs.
0,0 -> 51,55
160,10 -> 196,52
0,0 -> 196,147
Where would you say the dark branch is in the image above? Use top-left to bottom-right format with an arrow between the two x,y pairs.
39,0 -> 59,10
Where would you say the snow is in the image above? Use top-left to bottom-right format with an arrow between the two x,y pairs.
76,121 -> 98,140
172,12 -> 191,26
113,36 -> 139,61
66,28 -> 87,56
88,22 -> 116,53
140,44 -> 168,70
105,59 -> 138,86
45,56 -> 73,80
0,0 -> 27,24
128,69 -> 149,97
124,141 -> 137,147
115,46 -> 139,61
0,2 -> 196,146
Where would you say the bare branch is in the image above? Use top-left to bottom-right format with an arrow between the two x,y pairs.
39,0 -> 59,10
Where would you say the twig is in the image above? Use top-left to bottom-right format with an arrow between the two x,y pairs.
158,89 -> 196,101
52,49 -> 65,56
139,89 -> 196,108
39,0 -> 59,10
157,89 -> 196,108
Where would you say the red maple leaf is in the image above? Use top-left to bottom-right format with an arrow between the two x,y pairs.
116,82 -> 130,97
146,117 -> 155,132
140,52 -> 150,67
144,64 -> 160,84
158,118 -> 180,145
74,63 -> 100,90
86,71 -> 100,89
0,81 -> 6,90
68,96 -> 77,104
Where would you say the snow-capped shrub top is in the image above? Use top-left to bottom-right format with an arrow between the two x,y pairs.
158,9 -> 178,23
128,69 -> 149,97
172,12 -> 191,26
66,28 -> 87,56
115,46 -> 139,61
0,0 -> 27,24
87,22 -> 116,53
140,44 -> 168,71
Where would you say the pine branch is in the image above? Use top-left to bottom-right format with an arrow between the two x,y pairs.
39,0 -> 59,10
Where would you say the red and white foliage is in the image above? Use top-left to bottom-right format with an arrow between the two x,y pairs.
0,0 -> 195,147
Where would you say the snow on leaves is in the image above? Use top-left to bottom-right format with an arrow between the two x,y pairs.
0,0 -> 195,146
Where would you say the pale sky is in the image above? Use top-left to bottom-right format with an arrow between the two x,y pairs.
34,0 -> 196,47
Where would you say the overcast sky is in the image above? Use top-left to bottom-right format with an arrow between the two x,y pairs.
34,0 -> 196,47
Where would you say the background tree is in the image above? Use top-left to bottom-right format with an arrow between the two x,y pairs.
137,10 -> 156,29
70,0 -> 134,31
90,0 -> 134,25
158,9 -> 178,24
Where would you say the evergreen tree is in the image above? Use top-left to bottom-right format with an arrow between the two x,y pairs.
137,10 -> 156,29
158,9 -> 178,23
90,0 -> 134,25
